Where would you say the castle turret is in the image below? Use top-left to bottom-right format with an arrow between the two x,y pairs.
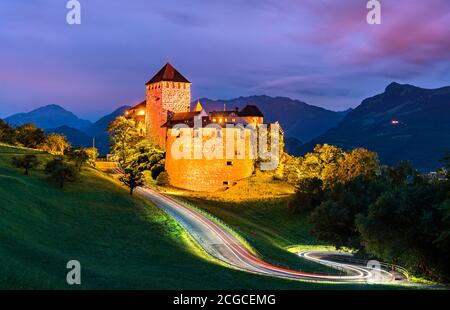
145,62 -> 191,148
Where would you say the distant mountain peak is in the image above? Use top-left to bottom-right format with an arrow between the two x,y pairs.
5,104 -> 91,130
193,95 -> 346,143
298,82 -> 450,171
385,82 -> 418,94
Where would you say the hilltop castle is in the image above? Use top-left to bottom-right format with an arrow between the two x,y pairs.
125,63 -> 280,192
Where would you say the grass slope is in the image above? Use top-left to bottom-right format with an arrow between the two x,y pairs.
0,145 -> 379,289
164,172 -> 338,274
163,171 -> 400,289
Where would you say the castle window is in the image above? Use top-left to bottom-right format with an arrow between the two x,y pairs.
232,118 -> 236,122
226,161 -> 233,166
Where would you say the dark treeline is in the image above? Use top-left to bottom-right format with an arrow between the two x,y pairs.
0,120 -> 45,148
286,145 -> 450,282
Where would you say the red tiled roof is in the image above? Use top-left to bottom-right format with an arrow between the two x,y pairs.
145,63 -> 190,85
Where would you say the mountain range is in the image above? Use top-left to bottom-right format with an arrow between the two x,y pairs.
296,83 -> 450,171
4,105 -> 129,155
5,104 -> 92,130
2,83 -> 449,171
195,95 -> 350,143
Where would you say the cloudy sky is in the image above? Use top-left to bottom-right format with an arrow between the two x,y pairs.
0,0 -> 449,121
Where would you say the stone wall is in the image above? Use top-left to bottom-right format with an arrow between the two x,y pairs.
165,127 -> 255,192
145,81 -> 191,148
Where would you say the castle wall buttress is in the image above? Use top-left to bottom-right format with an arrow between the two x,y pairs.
145,81 -> 191,149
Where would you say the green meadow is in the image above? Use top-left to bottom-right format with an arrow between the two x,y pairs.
0,145 -> 396,289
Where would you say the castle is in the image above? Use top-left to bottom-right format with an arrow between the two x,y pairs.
125,63 -> 280,192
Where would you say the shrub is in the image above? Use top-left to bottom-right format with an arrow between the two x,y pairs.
45,158 -> 78,188
156,171 -> 169,186
11,154 -> 40,175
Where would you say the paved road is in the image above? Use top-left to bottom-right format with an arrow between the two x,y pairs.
136,186 -> 400,284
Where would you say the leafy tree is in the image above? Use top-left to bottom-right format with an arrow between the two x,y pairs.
131,140 -> 165,179
108,116 -> 142,166
288,177 -> 323,214
385,160 -> 417,186
119,165 -> 144,195
11,154 -> 40,175
85,147 -> 99,167
45,158 -> 78,188
282,154 -> 303,184
15,123 -> 45,148
0,119 -> 16,144
297,144 -> 344,187
39,133 -> 71,155
67,147 -> 89,171
337,148 -> 380,183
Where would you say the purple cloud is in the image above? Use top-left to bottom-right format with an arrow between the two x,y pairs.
0,0 -> 449,119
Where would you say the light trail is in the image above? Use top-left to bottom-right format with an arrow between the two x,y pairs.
136,186 -> 403,284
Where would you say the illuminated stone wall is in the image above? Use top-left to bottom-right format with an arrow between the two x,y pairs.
145,81 -> 191,148
165,127 -> 255,192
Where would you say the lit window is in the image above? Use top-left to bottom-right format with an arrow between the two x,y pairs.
219,118 -> 223,123
213,118 -> 216,122
232,118 -> 236,122
137,110 -> 145,116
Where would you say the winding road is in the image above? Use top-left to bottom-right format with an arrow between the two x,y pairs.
136,186 -> 404,284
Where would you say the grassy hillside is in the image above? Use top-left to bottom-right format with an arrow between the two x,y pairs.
1,144 -> 380,289
163,172 -> 345,274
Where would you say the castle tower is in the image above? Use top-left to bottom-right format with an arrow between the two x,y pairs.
145,63 -> 191,148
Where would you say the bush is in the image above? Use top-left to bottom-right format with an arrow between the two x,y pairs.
14,123 -> 45,148
156,171 -> 169,186
45,158 -> 78,188
11,154 -> 40,175
288,177 -> 323,214
39,133 -> 70,155
151,162 -> 165,180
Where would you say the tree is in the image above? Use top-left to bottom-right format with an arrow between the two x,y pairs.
39,133 -> 71,155
298,144 -> 344,187
131,140 -> 165,179
337,148 -> 380,183
15,123 -> 45,148
11,155 -> 40,175
288,177 -> 323,214
45,158 -> 78,188
0,119 -> 16,144
67,147 -> 89,171
385,160 -> 417,186
85,147 -> 99,167
108,116 -> 142,166
119,165 -> 144,195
